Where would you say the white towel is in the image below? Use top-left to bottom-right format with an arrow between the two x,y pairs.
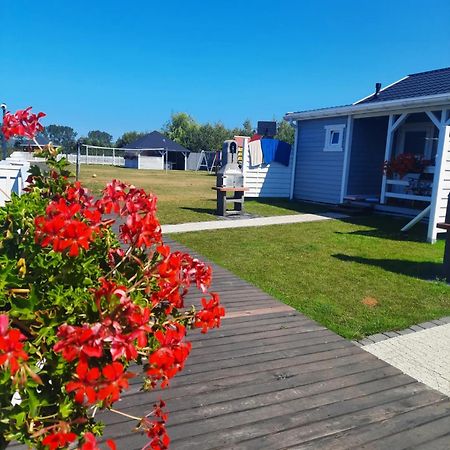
248,140 -> 263,166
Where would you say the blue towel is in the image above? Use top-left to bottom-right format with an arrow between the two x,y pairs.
261,138 -> 277,164
261,139 -> 291,166
274,140 -> 291,166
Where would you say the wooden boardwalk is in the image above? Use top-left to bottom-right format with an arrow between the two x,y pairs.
93,239 -> 450,449
11,240 -> 450,449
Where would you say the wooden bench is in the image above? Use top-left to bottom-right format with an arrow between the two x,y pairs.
212,187 -> 248,216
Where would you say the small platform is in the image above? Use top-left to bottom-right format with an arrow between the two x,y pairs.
212,186 -> 249,217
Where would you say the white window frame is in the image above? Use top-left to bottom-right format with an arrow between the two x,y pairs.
323,124 -> 346,152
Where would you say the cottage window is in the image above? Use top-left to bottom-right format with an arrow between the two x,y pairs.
324,124 -> 345,151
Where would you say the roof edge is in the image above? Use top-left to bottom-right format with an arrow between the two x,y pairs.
284,93 -> 450,121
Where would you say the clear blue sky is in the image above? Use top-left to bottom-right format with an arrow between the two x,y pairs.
2,0 -> 450,139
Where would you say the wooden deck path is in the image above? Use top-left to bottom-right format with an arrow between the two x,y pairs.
11,239 -> 450,449
92,239 -> 450,449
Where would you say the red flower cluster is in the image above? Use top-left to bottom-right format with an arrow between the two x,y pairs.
42,431 -> 77,450
66,360 -> 134,407
195,294 -> 225,333
146,323 -> 191,388
0,314 -> 28,375
383,153 -> 432,179
34,197 -> 100,257
152,246 -> 213,313
139,401 -> 170,450
80,432 -> 116,450
1,107 -> 45,140
97,180 -> 162,249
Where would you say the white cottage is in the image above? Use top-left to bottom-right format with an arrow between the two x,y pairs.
284,67 -> 450,243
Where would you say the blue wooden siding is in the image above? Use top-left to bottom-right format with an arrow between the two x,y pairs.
346,116 -> 388,196
293,117 -> 347,204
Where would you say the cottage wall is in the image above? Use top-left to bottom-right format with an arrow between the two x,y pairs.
293,116 -> 348,204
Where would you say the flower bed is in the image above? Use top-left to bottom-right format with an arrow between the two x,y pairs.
0,108 -> 224,449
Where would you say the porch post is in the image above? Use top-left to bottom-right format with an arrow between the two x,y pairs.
289,121 -> 299,200
340,115 -> 353,203
380,115 -> 394,204
427,110 -> 450,243
380,113 -> 408,204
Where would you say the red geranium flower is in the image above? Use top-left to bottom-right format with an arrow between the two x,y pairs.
1,107 -> 46,140
0,314 -> 28,375
96,362 -> 134,406
42,431 -> 77,450
65,361 -> 101,404
194,293 -> 225,333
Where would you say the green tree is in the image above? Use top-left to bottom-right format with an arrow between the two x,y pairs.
241,119 -> 253,136
44,124 -> 77,150
84,130 -> 113,147
116,131 -> 147,148
275,120 -> 295,145
162,112 -> 199,150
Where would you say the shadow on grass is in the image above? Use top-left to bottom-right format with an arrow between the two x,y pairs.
334,215 -> 433,244
333,253 -> 445,280
179,206 -> 217,217
245,198 -> 331,214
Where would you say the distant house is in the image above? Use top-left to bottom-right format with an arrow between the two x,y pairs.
123,131 -> 190,170
284,67 -> 450,243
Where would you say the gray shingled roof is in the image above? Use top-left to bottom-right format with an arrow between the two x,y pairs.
358,67 -> 450,104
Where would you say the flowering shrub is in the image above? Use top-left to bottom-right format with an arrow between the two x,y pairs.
383,153 -> 431,179
0,108 -> 224,449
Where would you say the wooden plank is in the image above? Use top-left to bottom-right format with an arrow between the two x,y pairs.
111,359 -> 392,417
166,379 -> 428,449
295,401 -> 450,450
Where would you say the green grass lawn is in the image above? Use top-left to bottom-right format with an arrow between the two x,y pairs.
174,215 -> 450,340
78,165 -> 328,224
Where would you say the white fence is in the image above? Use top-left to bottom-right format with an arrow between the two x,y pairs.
242,139 -> 293,198
65,154 -> 125,166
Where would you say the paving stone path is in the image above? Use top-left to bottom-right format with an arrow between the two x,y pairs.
363,324 -> 450,397
161,212 -> 347,234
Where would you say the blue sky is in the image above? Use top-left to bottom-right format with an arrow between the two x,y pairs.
2,0 -> 450,139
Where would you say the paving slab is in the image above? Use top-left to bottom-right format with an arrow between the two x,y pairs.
364,324 -> 450,396
161,212 -> 348,234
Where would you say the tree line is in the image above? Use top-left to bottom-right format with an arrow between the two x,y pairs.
15,113 -> 294,152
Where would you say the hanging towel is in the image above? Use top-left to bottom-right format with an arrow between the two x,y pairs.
248,139 -> 263,166
261,138 -> 277,164
274,140 -> 291,166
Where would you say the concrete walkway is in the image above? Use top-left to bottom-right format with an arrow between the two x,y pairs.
364,324 -> 450,397
162,212 -> 347,234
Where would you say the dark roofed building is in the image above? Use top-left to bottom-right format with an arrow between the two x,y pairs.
124,131 -> 190,170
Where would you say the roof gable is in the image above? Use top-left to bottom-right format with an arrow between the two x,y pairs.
357,67 -> 450,104
124,131 -> 189,153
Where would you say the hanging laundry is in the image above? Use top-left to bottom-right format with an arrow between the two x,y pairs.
261,139 -> 291,166
261,138 -> 277,164
248,139 -> 263,166
249,133 -> 262,142
274,140 -> 291,166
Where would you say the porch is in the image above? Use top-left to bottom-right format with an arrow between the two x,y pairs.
342,109 -> 450,242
